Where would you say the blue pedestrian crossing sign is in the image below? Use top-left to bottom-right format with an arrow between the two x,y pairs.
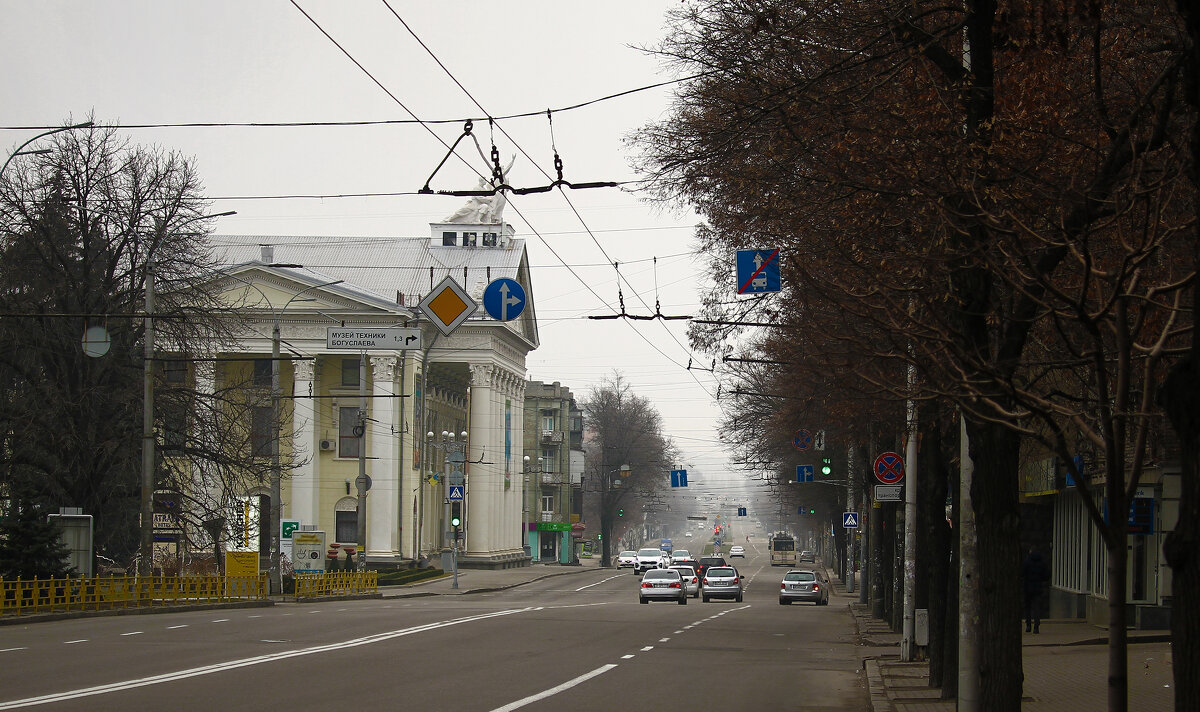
670,469 -> 688,487
482,278 -> 526,322
796,465 -> 814,483
448,485 -> 465,501
843,512 -> 859,528
736,249 -> 781,294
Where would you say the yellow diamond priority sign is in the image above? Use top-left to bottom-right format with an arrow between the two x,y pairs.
419,275 -> 478,336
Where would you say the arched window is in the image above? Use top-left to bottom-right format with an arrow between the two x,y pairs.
334,497 -> 358,544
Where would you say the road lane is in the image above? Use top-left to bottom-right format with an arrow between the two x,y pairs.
0,554 -> 867,711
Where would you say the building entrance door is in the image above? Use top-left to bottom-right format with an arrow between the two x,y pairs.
540,535 -> 557,562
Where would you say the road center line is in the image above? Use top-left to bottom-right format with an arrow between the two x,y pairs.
0,607 -> 532,710
0,648 -> 27,653
63,640 -> 88,645
488,664 -> 617,712
640,646 -> 654,651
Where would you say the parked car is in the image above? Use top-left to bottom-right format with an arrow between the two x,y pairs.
729,545 -> 746,558
617,550 -> 638,569
639,568 -> 688,604
799,550 -> 816,563
779,569 -> 829,605
701,566 -> 743,602
635,548 -> 667,574
670,549 -> 695,565
694,556 -> 728,581
669,565 -> 700,598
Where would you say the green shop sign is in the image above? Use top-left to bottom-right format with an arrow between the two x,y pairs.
537,522 -> 571,532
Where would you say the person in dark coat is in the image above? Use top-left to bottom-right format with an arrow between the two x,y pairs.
1020,548 -> 1050,633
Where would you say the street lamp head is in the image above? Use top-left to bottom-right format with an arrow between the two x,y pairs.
460,431 -> 468,439
442,430 -> 451,440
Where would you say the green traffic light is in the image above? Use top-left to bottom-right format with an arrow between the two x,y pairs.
821,457 -> 832,476
451,516 -> 461,527
618,508 -> 624,517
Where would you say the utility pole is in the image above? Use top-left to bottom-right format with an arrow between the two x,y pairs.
139,257 -> 155,576
356,351 -> 368,567
901,365 -> 919,661
958,414 -> 980,710
846,444 -> 855,594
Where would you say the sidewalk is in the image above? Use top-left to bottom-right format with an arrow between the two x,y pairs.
835,575 -> 1175,711
384,555 -> 605,597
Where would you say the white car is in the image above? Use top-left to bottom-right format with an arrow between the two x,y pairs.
634,548 -> 667,574
729,545 -> 746,558
616,550 -> 638,568
670,549 -> 694,565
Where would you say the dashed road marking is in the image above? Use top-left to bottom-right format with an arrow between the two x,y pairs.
64,640 -> 88,645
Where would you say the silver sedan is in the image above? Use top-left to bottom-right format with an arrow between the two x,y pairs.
669,565 -> 700,598
640,568 -> 688,604
779,569 -> 829,605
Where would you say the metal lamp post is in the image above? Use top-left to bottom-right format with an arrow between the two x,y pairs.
0,120 -> 94,179
428,430 -> 468,589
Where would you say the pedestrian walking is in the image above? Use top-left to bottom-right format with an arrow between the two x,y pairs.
1020,547 -> 1050,633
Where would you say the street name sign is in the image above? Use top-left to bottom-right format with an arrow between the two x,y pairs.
327,327 -> 422,351
874,484 -> 903,502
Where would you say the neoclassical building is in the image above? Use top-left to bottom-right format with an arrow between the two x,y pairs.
201,207 -> 538,569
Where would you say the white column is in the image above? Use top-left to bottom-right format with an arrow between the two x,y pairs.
368,356 -> 399,558
192,362 -> 221,542
290,358 -> 320,527
467,363 -> 496,556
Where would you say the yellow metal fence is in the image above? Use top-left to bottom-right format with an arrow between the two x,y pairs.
0,574 -> 268,617
294,571 -> 378,599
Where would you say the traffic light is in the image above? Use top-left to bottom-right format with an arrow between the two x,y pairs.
450,502 -> 462,528
618,508 -> 625,517
821,457 -> 832,476
808,507 -> 816,515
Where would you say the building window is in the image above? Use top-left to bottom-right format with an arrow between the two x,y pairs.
442,231 -> 457,246
336,510 -> 357,543
253,359 -> 272,387
541,494 -> 554,514
341,358 -> 360,387
482,232 -> 497,247
542,413 -> 555,432
251,406 -> 276,456
164,360 -> 187,383
257,494 -> 271,553
162,403 -> 187,453
339,406 -> 362,458
462,231 -> 477,246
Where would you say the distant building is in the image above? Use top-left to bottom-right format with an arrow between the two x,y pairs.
522,381 -> 584,563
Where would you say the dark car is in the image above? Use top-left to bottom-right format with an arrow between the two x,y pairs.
694,556 -> 728,582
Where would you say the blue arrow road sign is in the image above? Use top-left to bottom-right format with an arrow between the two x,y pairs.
796,465 -> 814,483
843,512 -> 859,528
670,469 -> 688,487
483,278 -> 526,322
736,249 -> 781,294
448,485 -> 465,501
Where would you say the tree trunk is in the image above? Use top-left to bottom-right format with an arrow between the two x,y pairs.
1160,355 -> 1200,710
967,418 -> 1023,711
871,492 -> 886,618
919,403 -> 952,685
1106,526 -> 1130,712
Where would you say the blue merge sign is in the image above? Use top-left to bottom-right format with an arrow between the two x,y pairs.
448,485 -> 465,501
482,278 -> 526,322
736,249 -> 781,294
670,469 -> 688,487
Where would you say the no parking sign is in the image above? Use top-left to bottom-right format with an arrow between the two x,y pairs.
874,452 -> 905,485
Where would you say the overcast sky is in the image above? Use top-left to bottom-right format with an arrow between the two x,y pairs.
1,1 -> 766,496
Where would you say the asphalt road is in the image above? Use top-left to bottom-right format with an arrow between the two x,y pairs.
0,550 -> 868,711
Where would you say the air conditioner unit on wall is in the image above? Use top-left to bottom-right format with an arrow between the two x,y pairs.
320,439 -> 335,452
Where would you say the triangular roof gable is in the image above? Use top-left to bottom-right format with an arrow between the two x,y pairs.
216,262 -> 414,318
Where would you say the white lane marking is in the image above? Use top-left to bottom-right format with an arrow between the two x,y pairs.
574,574 -> 625,591
658,638 -> 670,642
640,646 -> 654,651
247,615 -> 262,619
674,630 -> 684,634
0,648 -> 27,653
211,619 -> 229,623
63,640 -> 88,645
489,664 -> 618,712
308,611 -> 320,614
621,654 -> 635,659
167,625 -> 187,630
544,603 -> 609,610
119,632 -> 142,637
0,608 -> 532,710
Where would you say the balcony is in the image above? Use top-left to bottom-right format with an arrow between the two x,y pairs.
541,472 -> 566,485
540,511 -> 554,522
541,430 -> 564,443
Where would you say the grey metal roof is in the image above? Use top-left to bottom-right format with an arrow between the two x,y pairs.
213,233 -> 527,306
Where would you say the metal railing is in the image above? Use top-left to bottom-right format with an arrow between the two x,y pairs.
293,570 -> 378,599
0,574 -> 268,616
